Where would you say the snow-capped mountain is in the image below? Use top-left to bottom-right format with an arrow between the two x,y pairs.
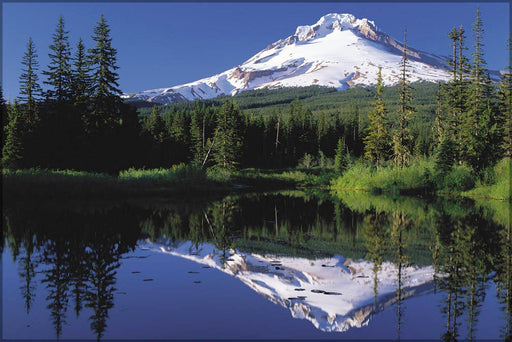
140,238 -> 435,332
123,13 -> 452,105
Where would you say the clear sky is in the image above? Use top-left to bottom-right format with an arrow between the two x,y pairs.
2,2 -> 509,100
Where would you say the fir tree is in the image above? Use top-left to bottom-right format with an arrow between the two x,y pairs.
43,15 -> 72,102
364,67 -> 390,168
499,39 -> 512,158
88,14 -> 122,127
459,8 -> 501,171
190,101 -> 206,165
18,37 -> 42,117
213,100 -> 242,170
145,105 -> 167,143
334,137 -> 348,174
2,101 -> 26,169
435,134 -> 456,174
393,28 -> 415,168
70,38 -> 91,115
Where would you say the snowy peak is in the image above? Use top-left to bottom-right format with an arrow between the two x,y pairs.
294,13 -> 377,42
124,13 -> 452,104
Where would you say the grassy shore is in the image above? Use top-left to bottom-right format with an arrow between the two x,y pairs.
4,158 -> 509,200
330,157 -> 511,200
2,164 -> 230,200
2,164 -> 330,200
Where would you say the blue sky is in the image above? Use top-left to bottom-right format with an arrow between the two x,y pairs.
2,2 -> 509,100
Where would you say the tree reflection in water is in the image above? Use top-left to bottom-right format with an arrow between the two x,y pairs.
2,192 -> 511,340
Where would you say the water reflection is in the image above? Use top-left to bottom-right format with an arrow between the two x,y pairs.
2,192 -> 511,340
3,203 -> 141,339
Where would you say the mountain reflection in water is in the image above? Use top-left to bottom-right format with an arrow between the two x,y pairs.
2,191 -> 511,340
143,238 -> 435,332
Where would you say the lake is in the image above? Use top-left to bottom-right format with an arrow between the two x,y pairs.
3,190 -> 511,340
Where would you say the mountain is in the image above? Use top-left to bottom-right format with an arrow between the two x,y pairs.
122,13 -> 452,105
140,239 -> 435,332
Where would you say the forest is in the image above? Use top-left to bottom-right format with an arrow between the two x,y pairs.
2,10 -> 510,199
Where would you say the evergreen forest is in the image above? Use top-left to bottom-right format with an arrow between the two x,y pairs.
2,10 -> 510,200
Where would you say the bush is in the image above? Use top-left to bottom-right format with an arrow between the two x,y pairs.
440,165 -> 475,191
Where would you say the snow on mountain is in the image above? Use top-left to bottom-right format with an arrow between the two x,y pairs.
123,13 -> 452,105
139,238 -> 435,332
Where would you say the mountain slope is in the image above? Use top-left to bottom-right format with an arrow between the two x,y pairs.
123,13 -> 451,104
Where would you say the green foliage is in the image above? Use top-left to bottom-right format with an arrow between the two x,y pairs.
43,15 -> 72,102
88,14 -> 122,123
212,100 -> 243,170
298,153 -> 316,169
364,68 -> 391,168
18,37 -> 42,115
463,158 -> 511,200
393,29 -> 415,168
435,134 -> 456,174
2,102 -> 27,169
334,137 -> 348,174
331,157 -> 436,194
144,106 -> 167,143
439,164 -> 475,191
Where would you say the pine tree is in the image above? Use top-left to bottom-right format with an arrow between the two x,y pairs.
145,105 -> 166,143
2,101 -> 26,169
435,134 -> 456,174
18,37 -> 42,118
499,39 -> 512,158
43,15 -> 72,102
334,137 -> 348,174
393,28 -> 415,168
364,67 -> 390,168
459,8 -> 501,171
213,100 -> 242,170
88,14 -> 122,127
70,38 -> 91,115
190,101 -> 206,165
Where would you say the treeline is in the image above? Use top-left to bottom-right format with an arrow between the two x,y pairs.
1,15 -> 145,172
2,10 -> 509,176
361,8 -> 510,177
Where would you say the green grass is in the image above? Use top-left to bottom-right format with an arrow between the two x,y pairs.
3,164 -> 229,199
462,158 -> 511,200
331,157 -> 436,195
331,157 -> 511,200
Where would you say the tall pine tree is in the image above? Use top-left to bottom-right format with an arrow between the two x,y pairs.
460,8 -> 502,171
18,37 -> 42,118
364,67 -> 390,168
70,38 -> 91,115
88,14 -> 122,129
393,28 -> 415,168
213,100 -> 242,171
43,15 -> 72,102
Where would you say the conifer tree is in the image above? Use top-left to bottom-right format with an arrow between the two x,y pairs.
88,14 -> 122,127
70,38 -> 91,114
364,67 -> 390,168
499,39 -> 512,158
145,105 -> 167,143
213,100 -> 242,170
18,37 -> 42,117
43,15 -> 72,102
393,28 -> 415,168
459,8 -> 501,171
190,101 -> 206,165
2,101 -> 26,169
334,137 -> 348,174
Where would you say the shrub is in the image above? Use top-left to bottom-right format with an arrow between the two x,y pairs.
441,165 -> 475,191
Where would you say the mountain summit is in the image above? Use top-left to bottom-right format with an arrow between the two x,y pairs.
123,13 -> 451,104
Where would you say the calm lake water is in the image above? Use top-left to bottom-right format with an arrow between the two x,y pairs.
3,190 -> 511,340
